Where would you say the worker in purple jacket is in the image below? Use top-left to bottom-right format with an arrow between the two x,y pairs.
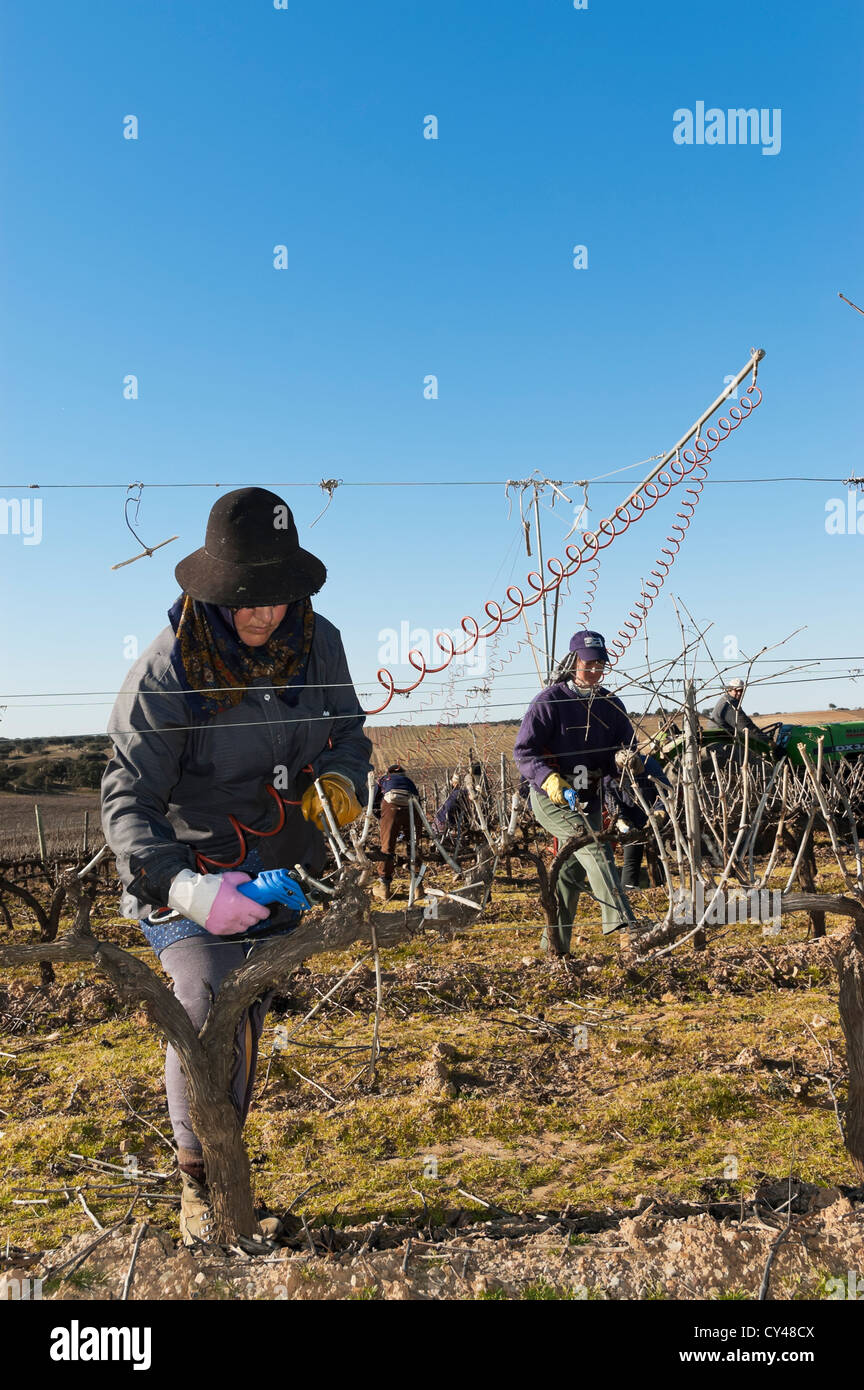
514,629 -> 639,955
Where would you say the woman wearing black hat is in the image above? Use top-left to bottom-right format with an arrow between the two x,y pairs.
101,488 -> 372,1242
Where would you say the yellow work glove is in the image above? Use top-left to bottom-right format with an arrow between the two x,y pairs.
301,772 -> 362,831
541,772 -> 571,806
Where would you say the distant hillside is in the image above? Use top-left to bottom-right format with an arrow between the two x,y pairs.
0,734 -> 112,794
2,707 -> 863,858
3,706 -> 863,792
368,707 -> 864,779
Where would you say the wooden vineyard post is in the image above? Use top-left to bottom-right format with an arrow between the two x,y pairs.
682,682 -> 706,949
34,803 -> 47,865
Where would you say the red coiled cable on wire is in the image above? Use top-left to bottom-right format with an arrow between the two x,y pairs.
362,385 -> 761,714
575,553 -> 601,627
606,467 -> 707,664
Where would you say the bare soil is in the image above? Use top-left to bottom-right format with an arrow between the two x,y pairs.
9,1179 -> 863,1301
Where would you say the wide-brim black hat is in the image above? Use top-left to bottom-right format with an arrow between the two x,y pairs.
175,487 -> 327,606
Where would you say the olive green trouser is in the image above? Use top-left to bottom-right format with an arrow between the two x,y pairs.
530,789 -> 636,953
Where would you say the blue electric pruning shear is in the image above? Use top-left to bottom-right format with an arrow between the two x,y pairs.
231,869 -> 314,941
148,869 -> 318,943
236,869 -> 313,912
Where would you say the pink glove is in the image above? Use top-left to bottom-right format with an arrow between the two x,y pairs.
204,872 -> 270,936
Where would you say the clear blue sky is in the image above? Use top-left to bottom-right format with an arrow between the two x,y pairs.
1,0 -> 862,739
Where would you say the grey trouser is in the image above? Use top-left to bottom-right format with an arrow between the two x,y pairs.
160,937 -> 272,1157
529,789 -> 636,953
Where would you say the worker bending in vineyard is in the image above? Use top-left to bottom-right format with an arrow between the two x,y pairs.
604,753 -> 669,891
372,762 -> 420,899
514,630 -> 640,955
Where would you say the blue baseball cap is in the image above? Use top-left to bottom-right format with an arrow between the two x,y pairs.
569,630 -> 609,662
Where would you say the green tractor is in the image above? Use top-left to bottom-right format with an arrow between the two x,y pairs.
775,719 -> 864,766
651,717 -> 864,774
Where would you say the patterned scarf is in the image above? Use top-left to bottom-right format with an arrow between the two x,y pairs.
168,594 -> 315,719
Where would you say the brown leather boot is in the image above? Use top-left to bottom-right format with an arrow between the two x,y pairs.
179,1172 -> 215,1246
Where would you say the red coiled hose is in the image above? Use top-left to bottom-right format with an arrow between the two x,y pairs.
362,385 -> 761,713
